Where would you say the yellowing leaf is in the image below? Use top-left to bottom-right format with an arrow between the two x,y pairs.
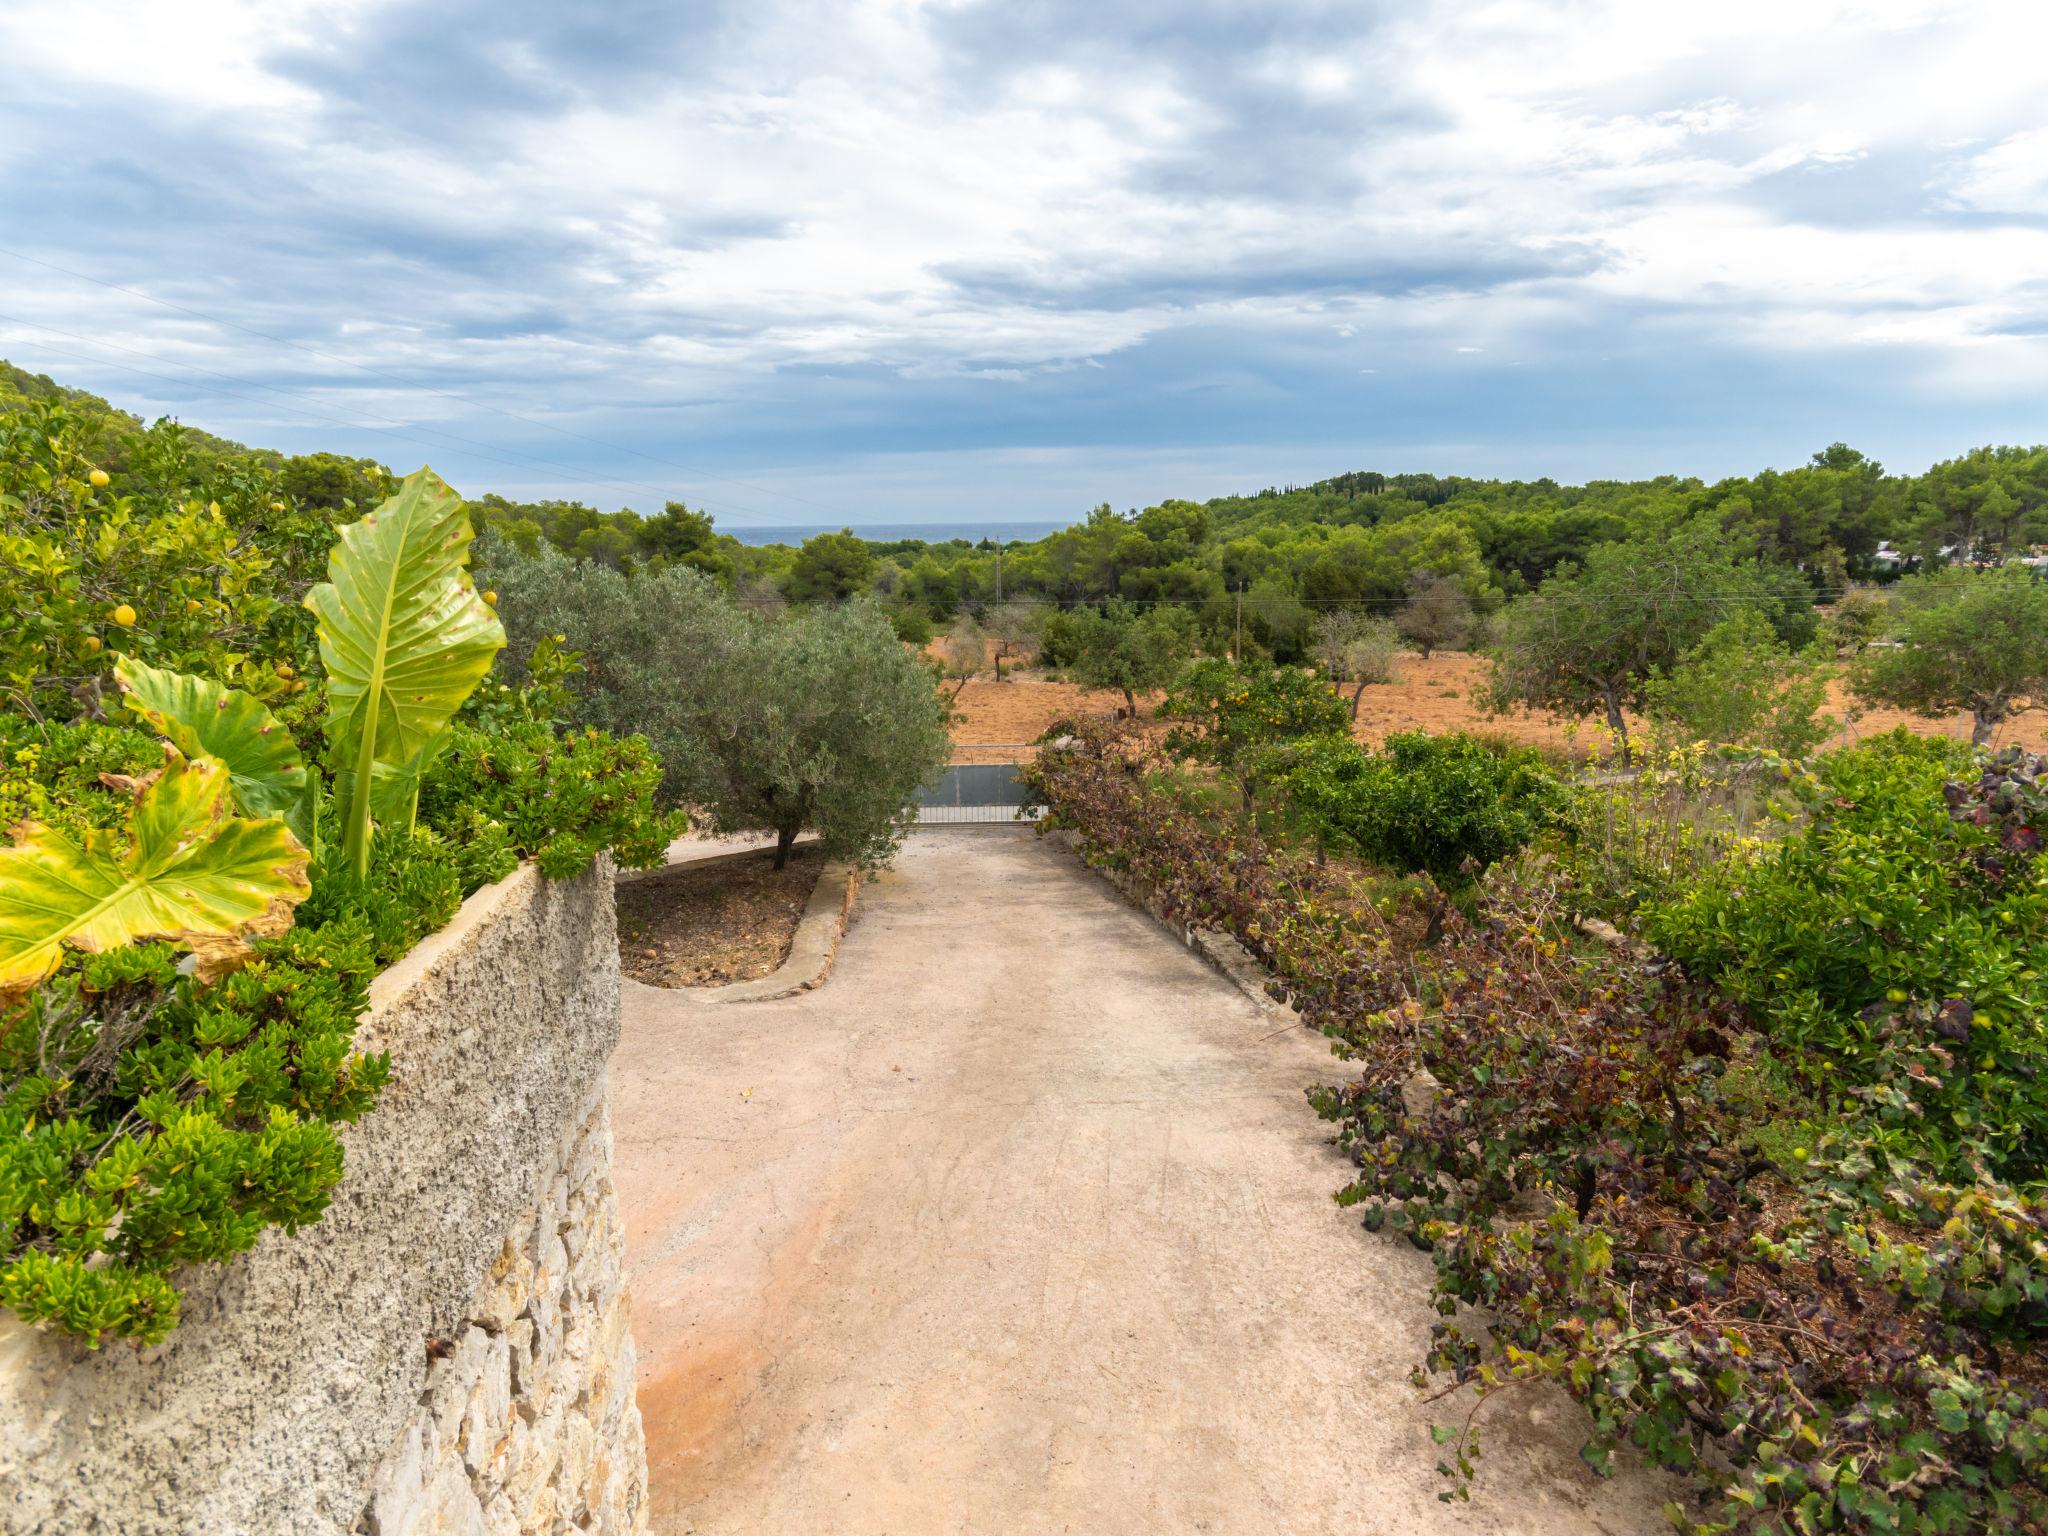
0,748 -> 309,998
113,652 -> 307,818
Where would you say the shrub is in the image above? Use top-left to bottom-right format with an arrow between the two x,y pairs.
1282,731 -> 1567,892
1643,733 -> 2048,1180
1033,723 -> 2048,1534
0,402 -> 306,718
2,486 -> 681,1346
1822,586 -> 1890,655
1545,744 -> 1784,918
1641,609 -> 1835,757
889,607 -> 934,646
1025,718 -> 1404,1026
1313,893 -> 2048,1536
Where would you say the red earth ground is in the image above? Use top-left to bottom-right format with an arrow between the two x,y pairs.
945,652 -> 2047,763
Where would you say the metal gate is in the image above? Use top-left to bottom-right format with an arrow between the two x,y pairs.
913,760 -> 1042,825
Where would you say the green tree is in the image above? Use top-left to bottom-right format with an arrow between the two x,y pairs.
1160,659 -> 1350,809
1281,730 -> 1564,895
705,600 -> 952,866
1396,573 -> 1473,660
983,600 -> 1042,681
485,546 -> 947,866
1641,611 -> 1835,757
1821,586 -> 1891,655
936,616 -> 986,698
1486,523 -> 1806,761
1069,602 -> 1193,714
1851,567 -> 2048,746
785,528 -> 875,604
638,500 -> 730,578
889,607 -> 934,646
1310,610 -> 1399,720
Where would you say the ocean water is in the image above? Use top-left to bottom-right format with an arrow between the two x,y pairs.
722,520 -> 1071,548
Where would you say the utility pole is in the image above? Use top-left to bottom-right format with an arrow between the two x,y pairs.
1234,583 -> 1243,661
995,541 -> 1003,602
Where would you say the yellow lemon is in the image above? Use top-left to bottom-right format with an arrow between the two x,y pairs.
88,467 -> 110,489
276,662 -> 294,679
84,635 -> 102,653
112,603 -> 137,627
482,590 -> 498,607
270,500 -> 286,512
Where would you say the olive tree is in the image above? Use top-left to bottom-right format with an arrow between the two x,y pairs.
936,616 -> 986,698
1310,610 -> 1399,720
1852,567 -> 2048,747
483,542 -> 950,866
983,600 -> 1042,681
1396,573 -> 1473,660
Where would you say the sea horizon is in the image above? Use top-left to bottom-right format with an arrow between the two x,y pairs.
721,519 -> 1071,548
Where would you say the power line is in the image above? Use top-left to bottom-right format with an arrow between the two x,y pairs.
0,244 -> 866,521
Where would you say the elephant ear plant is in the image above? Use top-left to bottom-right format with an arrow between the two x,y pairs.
0,469 -> 533,1345
305,467 -> 504,879
0,748 -> 311,999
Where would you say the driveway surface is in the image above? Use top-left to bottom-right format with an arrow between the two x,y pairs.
611,828 -> 1666,1535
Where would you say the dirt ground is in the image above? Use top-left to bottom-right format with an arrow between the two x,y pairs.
613,830 -> 1676,1533
614,847 -> 825,988
946,652 -> 2047,762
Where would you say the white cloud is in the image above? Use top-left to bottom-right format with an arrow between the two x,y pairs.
5,0 -> 2048,512
1942,127 -> 2048,214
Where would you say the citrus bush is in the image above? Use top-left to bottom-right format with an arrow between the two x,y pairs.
1281,730 -> 1566,890
1159,658 -> 1351,808
0,402 -> 306,716
1643,733 -> 2048,1180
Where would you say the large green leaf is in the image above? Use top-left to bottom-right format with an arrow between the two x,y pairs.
113,654 -> 307,818
303,468 -> 504,876
333,732 -> 450,838
0,749 -> 310,998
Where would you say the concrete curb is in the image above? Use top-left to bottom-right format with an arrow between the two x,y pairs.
1042,829 -> 1302,1027
636,858 -> 860,1005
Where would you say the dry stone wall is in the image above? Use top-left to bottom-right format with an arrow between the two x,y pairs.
360,1092 -> 643,1536
0,861 -> 648,1536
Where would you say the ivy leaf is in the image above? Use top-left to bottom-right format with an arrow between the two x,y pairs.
0,748 -> 309,997
1929,1387 -> 1970,1434
113,652 -> 307,819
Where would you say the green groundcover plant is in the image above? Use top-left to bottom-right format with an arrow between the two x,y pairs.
0,471 -> 679,1346
1644,732 -> 2048,1183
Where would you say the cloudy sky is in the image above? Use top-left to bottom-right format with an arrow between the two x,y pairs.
3,0 -> 2045,527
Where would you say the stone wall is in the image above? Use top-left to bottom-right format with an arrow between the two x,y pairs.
0,861 -> 648,1536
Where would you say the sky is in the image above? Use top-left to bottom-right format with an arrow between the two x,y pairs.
2,0 -> 2046,529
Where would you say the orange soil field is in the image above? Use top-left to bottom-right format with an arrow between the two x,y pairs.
946,652 -> 2048,763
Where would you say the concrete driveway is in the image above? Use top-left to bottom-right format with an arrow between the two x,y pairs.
610,828 -> 1666,1535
